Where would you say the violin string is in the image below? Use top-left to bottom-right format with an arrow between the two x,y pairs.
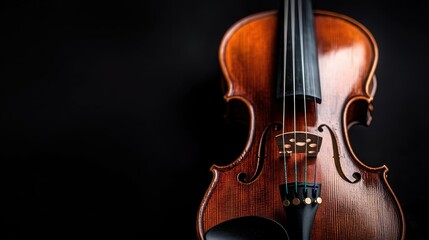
312,93 -> 319,189
312,92 -> 318,190
291,0 -> 298,194
307,0 -> 319,191
282,0 -> 290,194
298,0 -> 308,192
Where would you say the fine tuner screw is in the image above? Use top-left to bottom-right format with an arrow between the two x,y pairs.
292,197 -> 300,205
283,199 -> 290,207
304,197 -> 312,205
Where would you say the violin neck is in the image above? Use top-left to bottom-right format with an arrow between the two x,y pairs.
276,0 -> 322,103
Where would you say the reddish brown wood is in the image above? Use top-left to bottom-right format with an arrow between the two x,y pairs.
196,10 -> 405,240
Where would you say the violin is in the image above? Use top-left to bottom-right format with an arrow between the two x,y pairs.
196,0 -> 405,239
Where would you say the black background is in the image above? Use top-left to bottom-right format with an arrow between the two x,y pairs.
2,0 -> 427,239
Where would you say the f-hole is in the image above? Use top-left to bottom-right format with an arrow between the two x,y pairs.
238,123 -> 282,183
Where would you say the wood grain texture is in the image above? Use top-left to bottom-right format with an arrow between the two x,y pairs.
196,10 -> 405,240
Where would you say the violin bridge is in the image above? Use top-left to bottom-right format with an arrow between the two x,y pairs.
275,131 -> 322,158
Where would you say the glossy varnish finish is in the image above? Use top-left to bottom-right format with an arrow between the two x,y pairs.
196,10 -> 405,239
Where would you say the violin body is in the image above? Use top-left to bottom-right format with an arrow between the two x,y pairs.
196,6 -> 405,240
